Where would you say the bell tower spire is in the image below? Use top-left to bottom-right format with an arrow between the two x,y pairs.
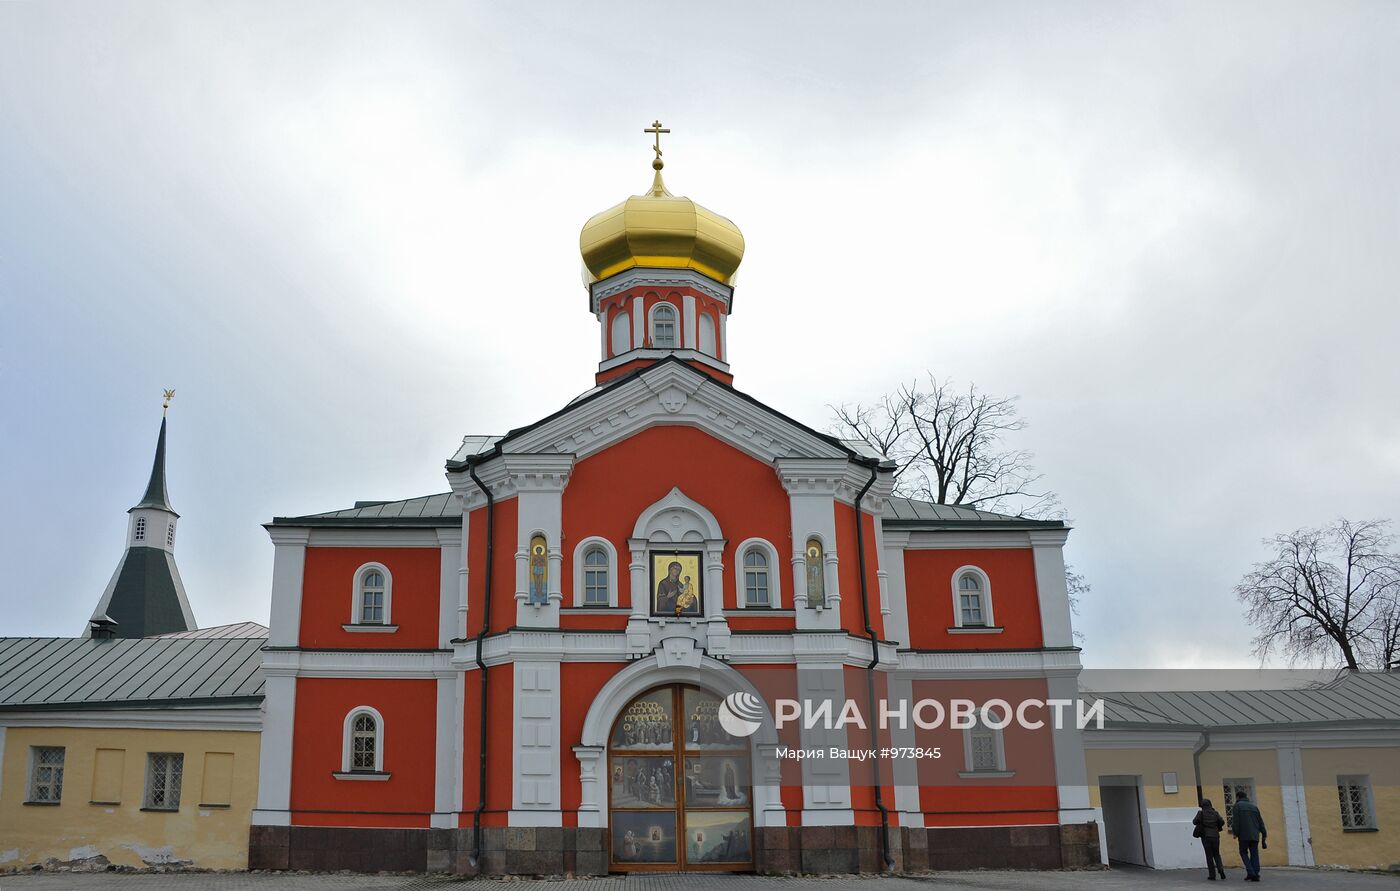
88,392 -> 196,638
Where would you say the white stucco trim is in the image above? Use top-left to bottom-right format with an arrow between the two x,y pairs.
341,705 -> 385,773
252,672 -> 297,825
573,652 -> 784,829
950,565 -> 995,629
349,561 -> 393,627
572,536 -> 620,607
1029,530 -> 1075,649
682,293 -> 698,350
733,537 -> 782,609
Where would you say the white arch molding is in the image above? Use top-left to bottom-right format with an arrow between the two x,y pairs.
571,651 -> 786,829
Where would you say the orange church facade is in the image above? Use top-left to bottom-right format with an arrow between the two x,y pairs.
249,144 -> 1102,874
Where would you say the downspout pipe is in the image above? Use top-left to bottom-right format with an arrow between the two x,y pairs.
468,463 -> 495,869
1192,728 -> 1212,807
854,463 -> 895,871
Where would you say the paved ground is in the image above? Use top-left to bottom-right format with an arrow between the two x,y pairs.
2,868 -> 1397,891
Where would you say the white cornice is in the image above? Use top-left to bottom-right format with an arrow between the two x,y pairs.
597,348 -> 731,376
260,648 -> 453,679
589,267 -> 733,310
0,707 -> 262,732
308,529 -> 442,548
267,528 -> 311,546
900,531 -> 1038,550
895,649 -> 1084,678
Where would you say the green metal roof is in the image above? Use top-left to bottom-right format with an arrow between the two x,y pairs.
0,632 -> 265,711
99,546 -> 193,638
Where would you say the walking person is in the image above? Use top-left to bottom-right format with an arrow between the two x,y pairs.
1193,798 -> 1227,880
1230,791 -> 1268,881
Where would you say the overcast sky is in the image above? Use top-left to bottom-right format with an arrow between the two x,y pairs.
3,1 -> 1397,669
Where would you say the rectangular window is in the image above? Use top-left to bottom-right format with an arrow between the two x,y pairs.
745,569 -> 770,607
144,753 -> 184,811
970,729 -> 998,771
960,592 -> 984,626
584,568 -> 609,605
1223,778 -> 1255,832
28,746 -> 65,803
362,590 -> 384,623
200,752 -> 235,807
1338,775 -> 1375,830
90,747 -> 125,804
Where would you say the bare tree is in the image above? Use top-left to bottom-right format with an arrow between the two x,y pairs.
1236,519 -> 1400,670
831,375 -> 1055,518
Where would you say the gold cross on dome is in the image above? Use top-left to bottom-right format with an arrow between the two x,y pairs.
645,119 -> 670,161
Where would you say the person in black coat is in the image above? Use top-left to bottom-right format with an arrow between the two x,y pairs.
1193,798 -> 1227,879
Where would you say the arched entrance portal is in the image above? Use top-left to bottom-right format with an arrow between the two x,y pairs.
608,684 -> 754,871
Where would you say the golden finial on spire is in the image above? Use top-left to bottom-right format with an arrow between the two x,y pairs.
644,119 -> 670,171
162,389 -> 176,415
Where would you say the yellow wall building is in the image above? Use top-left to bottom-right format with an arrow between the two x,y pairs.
1083,672 -> 1400,872
0,625 -> 265,871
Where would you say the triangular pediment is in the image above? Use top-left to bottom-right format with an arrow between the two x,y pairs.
463,360 -> 852,472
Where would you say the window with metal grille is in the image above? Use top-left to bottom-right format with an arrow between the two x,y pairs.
970,728 -> 999,771
143,753 -> 183,810
360,570 -> 385,624
134,516 -> 146,541
1223,779 -> 1255,832
1338,775 -> 1375,829
27,746 -> 65,803
744,547 -> 771,607
652,304 -> 677,348
166,521 -> 175,546
959,573 -> 985,626
351,713 -> 377,771
583,546 -> 609,606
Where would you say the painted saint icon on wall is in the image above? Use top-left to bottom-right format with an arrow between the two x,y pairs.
651,552 -> 703,617
529,534 -> 548,605
805,538 -> 825,608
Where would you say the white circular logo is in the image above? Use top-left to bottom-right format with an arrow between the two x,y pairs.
717,691 -> 765,738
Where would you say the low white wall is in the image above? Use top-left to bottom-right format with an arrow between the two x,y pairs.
1146,806 -> 1208,869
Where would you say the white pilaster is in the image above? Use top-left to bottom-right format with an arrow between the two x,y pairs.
432,670 -> 457,828
574,745 -> 605,828
682,293 -> 698,349
266,528 -> 309,648
797,663 -> 853,823
252,672 -> 297,826
631,295 -> 644,347
437,528 -> 461,648
777,459 -> 845,632
887,675 -> 924,826
1277,744 -> 1315,866
1046,672 -> 1098,831
504,454 -> 573,628
882,530 -> 912,648
1030,530 -> 1075,648
512,659 -> 562,826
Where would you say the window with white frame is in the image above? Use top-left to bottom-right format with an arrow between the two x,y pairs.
571,537 -> 618,607
143,752 -> 183,810
166,521 -> 176,547
744,547 -> 771,607
1338,775 -> 1376,830
351,563 -> 392,626
958,572 -> 986,626
1223,778 -> 1255,832
962,709 -> 1008,775
27,746 -> 65,803
651,303 -> 678,348
342,707 -> 385,774
134,516 -> 146,541
583,546 -> 610,606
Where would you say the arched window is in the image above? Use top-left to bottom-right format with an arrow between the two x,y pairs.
804,538 -> 825,608
743,547 -> 770,607
583,546 -> 610,606
166,521 -> 176,547
134,517 -> 146,541
350,563 -> 394,628
338,706 -> 387,777
528,534 -> 549,605
360,570 -> 386,623
951,567 -> 995,629
698,312 -> 717,357
651,303 -> 678,348
611,309 -> 631,356
572,536 -> 619,608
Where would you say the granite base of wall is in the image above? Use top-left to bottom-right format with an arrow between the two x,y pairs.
250,821 -> 1100,875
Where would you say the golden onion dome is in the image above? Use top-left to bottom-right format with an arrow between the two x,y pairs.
580,161 -> 745,285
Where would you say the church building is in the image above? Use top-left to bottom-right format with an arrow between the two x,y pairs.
249,130 -> 1102,875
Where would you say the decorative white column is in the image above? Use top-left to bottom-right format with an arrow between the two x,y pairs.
796,661 -> 853,824
573,746 -> 606,828
703,542 -> 730,657
626,538 -> 651,654
776,459 -> 846,631
512,658 -> 562,826
881,530 -> 912,648
506,454 -> 573,628
682,293 -> 698,349
431,668 -> 457,828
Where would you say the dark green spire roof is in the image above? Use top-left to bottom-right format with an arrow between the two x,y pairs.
131,416 -> 177,514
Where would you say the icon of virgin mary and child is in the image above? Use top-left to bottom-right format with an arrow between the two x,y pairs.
655,561 -> 700,616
